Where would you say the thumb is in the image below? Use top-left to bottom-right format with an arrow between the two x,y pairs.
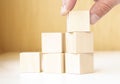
61,0 -> 77,15
90,0 -> 119,24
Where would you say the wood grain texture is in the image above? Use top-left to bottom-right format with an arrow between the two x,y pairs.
0,49 -> 1,54
0,0 -> 66,52
0,37 -> 1,53
91,6 -> 120,51
0,34 -> 1,53
0,0 -> 120,51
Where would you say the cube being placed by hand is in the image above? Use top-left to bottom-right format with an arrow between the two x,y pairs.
41,33 -> 65,53
20,52 -> 41,73
42,53 -> 65,73
67,10 -> 90,32
66,32 -> 94,53
65,53 -> 94,74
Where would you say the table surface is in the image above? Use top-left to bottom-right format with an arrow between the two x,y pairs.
0,52 -> 120,84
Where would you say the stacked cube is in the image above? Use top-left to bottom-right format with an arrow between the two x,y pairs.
20,10 -> 94,74
41,33 -> 65,73
65,11 -> 94,74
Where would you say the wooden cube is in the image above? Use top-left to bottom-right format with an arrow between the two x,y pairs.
65,53 -> 94,74
20,52 -> 41,73
42,53 -> 65,73
66,32 -> 93,53
41,33 -> 65,53
67,10 -> 90,32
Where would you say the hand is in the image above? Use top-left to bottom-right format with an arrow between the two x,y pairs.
61,0 -> 120,24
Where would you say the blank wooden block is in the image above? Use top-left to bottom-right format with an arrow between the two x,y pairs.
41,33 -> 65,53
65,53 -> 94,74
42,53 -> 65,73
66,32 -> 93,53
67,10 -> 90,32
20,52 -> 41,73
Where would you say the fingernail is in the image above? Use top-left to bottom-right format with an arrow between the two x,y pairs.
90,14 -> 100,24
61,5 -> 69,15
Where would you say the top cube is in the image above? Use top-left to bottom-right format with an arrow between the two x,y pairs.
67,11 -> 90,32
